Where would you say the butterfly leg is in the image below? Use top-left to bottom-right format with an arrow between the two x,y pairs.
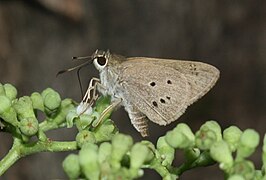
93,98 -> 122,127
77,77 -> 101,115
126,104 -> 149,137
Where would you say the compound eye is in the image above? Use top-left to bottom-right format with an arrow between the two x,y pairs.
96,56 -> 107,66
93,56 -> 108,70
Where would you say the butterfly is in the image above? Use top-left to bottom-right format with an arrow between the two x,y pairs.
59,50 -> 219,137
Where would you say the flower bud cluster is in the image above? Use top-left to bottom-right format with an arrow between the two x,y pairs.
63,133 -> 155,179
152,121 -> 261,179
0,84 -> 74,141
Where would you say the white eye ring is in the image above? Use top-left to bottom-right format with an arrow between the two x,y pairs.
93,56 -> 108,70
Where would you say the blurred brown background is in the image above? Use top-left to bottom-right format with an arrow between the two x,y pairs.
0,0 -> 265,179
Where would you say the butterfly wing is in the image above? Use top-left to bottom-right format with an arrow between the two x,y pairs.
118,57 -> 219,125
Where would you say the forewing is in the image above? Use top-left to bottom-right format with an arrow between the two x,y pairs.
119,57 -> 219,125
119,61 -> 190,125
126,57 -> 220,106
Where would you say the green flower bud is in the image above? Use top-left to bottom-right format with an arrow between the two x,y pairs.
195,121 -> 221,150
210,140 -> 233,170
43,91 -> 61,112
240,129 -> 260,148
41,88 -> 55,99
81,141 -> 98,151
204,121 -> 222,140
52,99 -> 75,126
94,119 -> 118,142
0,96 -> 19,126
95,96 -> 111,113
66,109 -> 78,128
4,83 -> 17,100
13,96 -> 35,120
232,160 -> 255,180
79,143 -> 100,180
223,126 -> 242,152
228,174 -> 245,180
0,106 -> 18,127
75,113 -> 94,130
157,136 -> 175,167
98,142 -> 112,164
0,95 -> 12,114
195,128 -> 216,150
19,117 -> 39,136
0,83 -> 5,96
130,143 -> 149,170
30,92 -> 44,111
236,129 -> 259,160
175,123 -> 195,140
76,130 -> 96,148
98,143 -> 112,178
165,123 -> 195,149
41,88 -> 60,115
62,154 -> 81,179
140,140 -> 155,163
61,98 -> 73,107
111,133 -> 133,170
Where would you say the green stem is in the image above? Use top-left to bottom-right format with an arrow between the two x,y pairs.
172,151 -> 216,175
149,158 -> 178,179
39,120 -> 58,132
21,140 -> 78,155
39,119 -> 66,132
0,138 -> 78,176
172,162 -> 193,175
0,143 -> 20,176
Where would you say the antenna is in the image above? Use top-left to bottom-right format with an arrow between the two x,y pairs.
57,56 -> 94,98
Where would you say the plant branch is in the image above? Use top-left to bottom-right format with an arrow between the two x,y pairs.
0,137 -> 77,176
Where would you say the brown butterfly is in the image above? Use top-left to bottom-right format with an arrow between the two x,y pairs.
59,50 -> 219,137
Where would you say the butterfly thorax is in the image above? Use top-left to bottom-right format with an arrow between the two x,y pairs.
98,65 -> 124,102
